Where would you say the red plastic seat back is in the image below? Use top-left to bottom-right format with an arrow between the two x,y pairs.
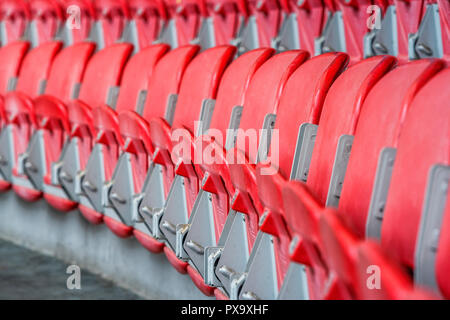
306,56 -> 396,205
171,45 -> 236,133
271,52 -> 349,178
142,45 -> 201,122
77,43 -> 133,108
115,44 -> 169,113
208,48 -> 275,137
339,59 -> 445,238
94,0 -> 130,47
15,41 -> 63,99
436,190 -> 450,299
236,50 -> 309,163
0,0 -> 30,45
60,0 -> 96,44
44,42 -> 96,103
0,42 -> 30,94
381,67 -> 450,268
29,0 -> 63,45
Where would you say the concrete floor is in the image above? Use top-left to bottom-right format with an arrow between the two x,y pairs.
0,238 -> 141,300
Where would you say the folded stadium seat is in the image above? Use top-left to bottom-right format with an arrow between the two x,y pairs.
0,41 -> 63,201
341,227 -> 436,299
159,0 -> 205,48
0,0 -> 30,46
15,43 -> 96,203
26,0 -> 63,48
89,0 -> 130,50
77,44 -> 169,225
320,66 -> 449,299
378,67 -> 449,293
280,55 -> 396,299
275,0 -> 328,54
242,53 -> 349,301
174,50 -> 309,298
105,45 -> 235,244
162,48 -> 275,295
234,0 -> 282,54
408,0 -> 449,61
314,59 -> 445,298
111,45 -> 200,251
206,52 -> 348,300
122,0 -> 168,53
206,0 -> 248,47
0,41 -> 30,191
58,0 -> 96,46
39,43 -> 133,211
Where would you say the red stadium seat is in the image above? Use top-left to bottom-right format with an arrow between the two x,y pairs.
0,41 -> 63,201
71,44 -> 169,226
106,46 -> 235,251
42,43 -> 133,211
122,45 -> 200,252
196,50 -> 310,298
0,0 -> 30,46
177,47 -> 275,295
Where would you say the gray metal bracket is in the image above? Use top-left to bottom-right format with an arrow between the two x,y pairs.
88,20 -> 106,51
277,262 -> 309,300
277,236 -> 309,299
122,20 -> 140,54
238,231 -> 278,300
315,11 -> 346,55
7,77 -> 18,92
224,106 -> 243,150
237,16 -> 259,56
366,147 -> 397,239
56,22 -> 74,47
81,143 -> 106,213
0,21 -> 8,46
38,80 -> 47,95
135,90 -> 148,116
409,4 -> 443,59
197,99 -> 216,137
164,94 -> 178,126
23,129 -> 47,190
158,19 -> 178,49
414,164 -> 449,294
192,17 -> 216,50
58,137 -> 82,202
0,125 -> 15,182
106,86 -> 120,110
325,134 -> 354,207
257,113 -> 276,163
274,13 -> 299,52
159,175 -> 189,253
25,20 -> 40,48
204,246 -> 223,287
215,210 -> 251,296
183,189 -> 217,277
71,83 -> 82,100
290,123 -> 318,182
364,5 -> 398,58
108,151 -> 137,226
138,163 -> 167,239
